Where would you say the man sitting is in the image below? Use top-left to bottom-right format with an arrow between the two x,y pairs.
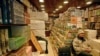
72,30 -> 92,56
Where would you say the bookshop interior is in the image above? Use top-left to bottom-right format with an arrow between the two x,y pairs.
0,0 -> 100,56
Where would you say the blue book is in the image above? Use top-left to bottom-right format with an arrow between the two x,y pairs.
6,0 -> 13,24
0,1 -> 2,24
8,0 -> 24,24
1,0 -> 8,24
0,8 -> 2,24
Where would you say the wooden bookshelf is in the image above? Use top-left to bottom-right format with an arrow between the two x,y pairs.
30,31 -> 43,53
0,24 -> 28,26
88,5 -> 100,38
0,0 -> 32,56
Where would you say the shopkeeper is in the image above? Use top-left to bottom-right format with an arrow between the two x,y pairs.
72,30 -> 92,56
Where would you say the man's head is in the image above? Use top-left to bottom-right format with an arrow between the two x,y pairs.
78,30 -> 85,38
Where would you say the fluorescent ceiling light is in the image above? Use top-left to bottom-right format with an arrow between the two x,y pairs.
59,5 -> 63,9
53,11 -> 56,13
55,9 -> 59,11
41,8 -> 45,10
77,6 -> 81,8
39,0 -> 44,3
86,1 -> 92,5
41,5 -> 45,7
64,1 -> 68,4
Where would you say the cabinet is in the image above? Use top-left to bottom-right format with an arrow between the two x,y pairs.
88,5 -> 100,38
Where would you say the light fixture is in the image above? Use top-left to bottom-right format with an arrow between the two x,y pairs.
53,11 -> 56,13
59,5 -> 63,9
41,5 -> 45,7
64,1 -> 68,4
85,0 -> 92,5
86,1 -> 92,5
55,9 -> 59,11
41,8 -> 45,10
39,0 -> 44,3
77,6 -> 81,8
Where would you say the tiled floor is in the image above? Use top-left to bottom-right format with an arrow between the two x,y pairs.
46,38 -> 55,56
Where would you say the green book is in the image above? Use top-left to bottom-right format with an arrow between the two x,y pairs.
9,37 -> 26,50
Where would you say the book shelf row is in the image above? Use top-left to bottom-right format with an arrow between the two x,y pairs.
49,7 -> 91,55
0,26 -> 30,56
0,0 -> 32,55
0,0 -> 30,25
87,5 -> 100,37
0,0 -> 46,56
0,29 -> 10,55
88,22 -> 100,29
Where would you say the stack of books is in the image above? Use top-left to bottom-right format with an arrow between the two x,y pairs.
10,0 -> 24,24
9,37 -> 26,50
0,29 -> 10,56
9,26 -> 29,50
0,0 -> 25,24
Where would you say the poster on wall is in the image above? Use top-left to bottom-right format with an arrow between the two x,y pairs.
71,16 -> 77,24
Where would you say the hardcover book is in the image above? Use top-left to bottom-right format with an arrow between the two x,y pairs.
0,30 -> 2,55
0,29 -> 6,54
9,37 -> 26,50
1,0 -> 8,24
0,8 -> 2,24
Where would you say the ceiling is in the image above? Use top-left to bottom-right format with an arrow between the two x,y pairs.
29,0 -> 99,16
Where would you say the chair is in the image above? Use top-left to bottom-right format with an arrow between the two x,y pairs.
70,41 -> 77,56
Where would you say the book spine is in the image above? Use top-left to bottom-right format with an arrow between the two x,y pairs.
12,0 -> 25,24
9,38 -> 16,50
6,0 -> 13,24
4,29 -> 10,52
0,7 -> 2,24
0,30 -> 3,55
1,29 -> 6,54
9,37 -> 26,50
1,0 -> 8,24
10,0 -> 14,24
